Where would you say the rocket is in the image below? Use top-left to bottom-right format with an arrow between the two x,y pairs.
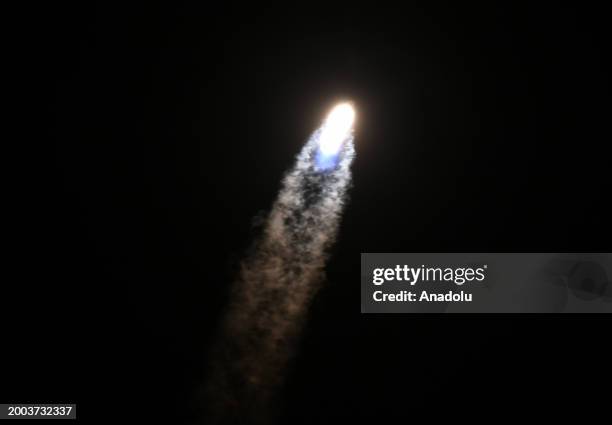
315,102 -> 355,170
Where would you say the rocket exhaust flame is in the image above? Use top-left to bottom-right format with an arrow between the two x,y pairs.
205,103 -> 356,424
318,102 -> 355,156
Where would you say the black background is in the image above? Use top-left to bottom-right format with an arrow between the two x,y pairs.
6,2 -> 611,424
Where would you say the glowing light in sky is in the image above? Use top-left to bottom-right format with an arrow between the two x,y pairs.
318,103 -> 355,156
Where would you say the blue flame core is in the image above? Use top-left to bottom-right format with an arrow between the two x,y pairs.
314,148 -> 341,171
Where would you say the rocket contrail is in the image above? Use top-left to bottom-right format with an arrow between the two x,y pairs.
205,103 -> 356,424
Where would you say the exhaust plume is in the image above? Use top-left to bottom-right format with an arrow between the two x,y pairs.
205,104 -> 356,424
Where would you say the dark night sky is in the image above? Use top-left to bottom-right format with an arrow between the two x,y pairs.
5,2 -> 611,424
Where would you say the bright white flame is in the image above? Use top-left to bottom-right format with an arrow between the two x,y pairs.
318,103 -> 355,155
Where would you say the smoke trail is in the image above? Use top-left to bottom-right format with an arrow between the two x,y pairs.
205,124 -> 355,424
